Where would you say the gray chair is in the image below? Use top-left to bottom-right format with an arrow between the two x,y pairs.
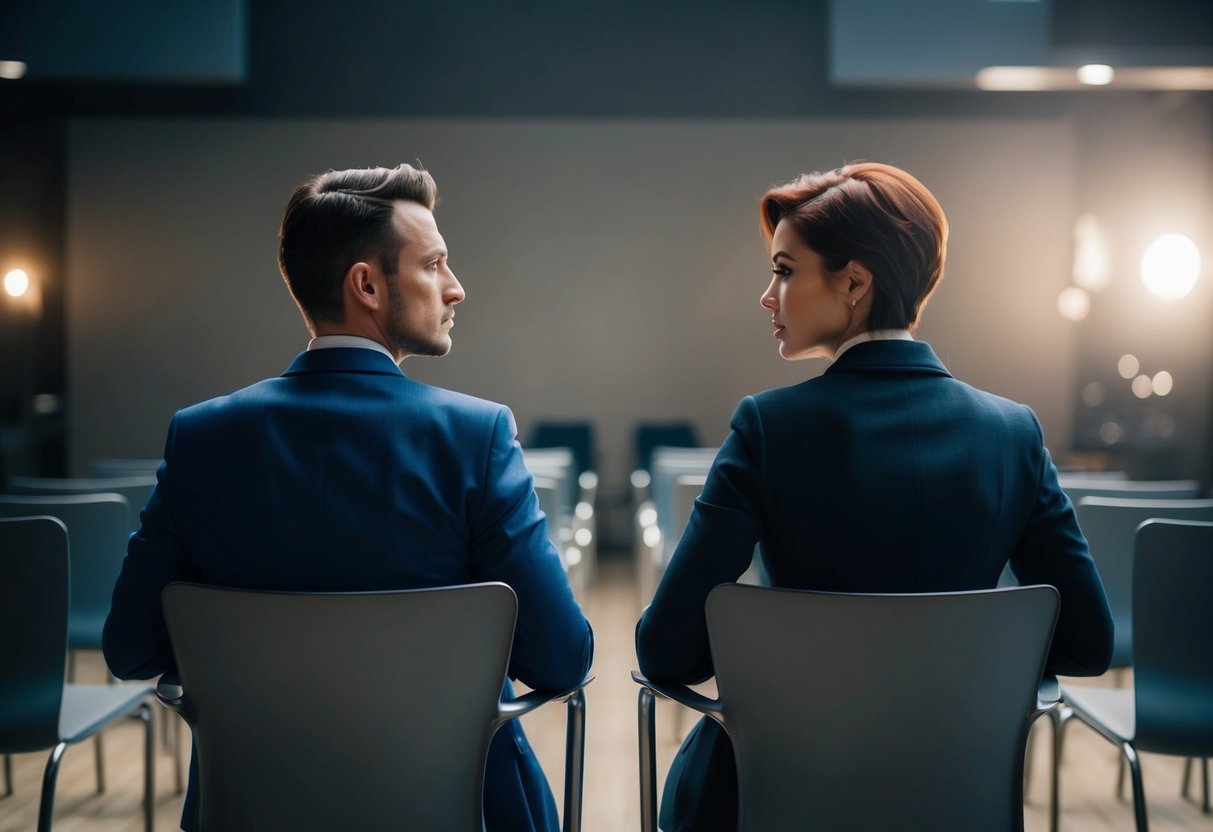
1061,479 -> 1203,505
8,474 -> 157,536
634,583 -> 1060,832
1053,520 -> 1213,832
158,581 -> 590,832
0,516 -> 154,832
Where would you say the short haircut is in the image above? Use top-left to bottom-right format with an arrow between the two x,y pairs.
278,163 -> 438,326
759,162 -> 948,332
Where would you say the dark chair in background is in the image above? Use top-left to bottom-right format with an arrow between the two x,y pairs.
528,421 -> 596,478
1053,519 -> 1213,832
634,583 -> 1059,832
632,421 -> 700,476
159,581 -> 590,832
0,516 -> 154,832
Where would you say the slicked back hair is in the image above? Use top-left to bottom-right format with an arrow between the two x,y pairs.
278,164 -> 438,326
759,162 -> 948,332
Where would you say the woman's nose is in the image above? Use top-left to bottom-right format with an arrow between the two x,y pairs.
760,278 -> 778,311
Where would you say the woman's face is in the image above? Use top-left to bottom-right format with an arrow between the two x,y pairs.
760,220 -> 855,360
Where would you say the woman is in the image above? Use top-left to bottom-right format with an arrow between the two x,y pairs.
635,162 -> 1113,831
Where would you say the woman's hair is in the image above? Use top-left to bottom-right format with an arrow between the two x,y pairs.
759,162 -> 948,332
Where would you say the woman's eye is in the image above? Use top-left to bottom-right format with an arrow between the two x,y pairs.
771,265 -> 792,279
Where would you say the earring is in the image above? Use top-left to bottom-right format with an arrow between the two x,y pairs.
849,298 -> 857,309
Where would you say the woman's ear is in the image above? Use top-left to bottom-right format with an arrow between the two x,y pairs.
846,260 -> 874,303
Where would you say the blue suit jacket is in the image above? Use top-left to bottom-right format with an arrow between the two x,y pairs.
636,339 -> 1113,832
103,348 -> 593,832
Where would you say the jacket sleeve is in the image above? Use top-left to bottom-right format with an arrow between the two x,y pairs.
1008,412 -> 1114,677
636,396 -> 764,685
102,415 -> 201,680
470,406 -> 593,692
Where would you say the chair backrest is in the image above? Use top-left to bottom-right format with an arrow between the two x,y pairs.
89,457 -> 161,478
8,474 -> 156,535
666,474 -> 707,566
1062,479 -> 1203,505
0,493 -> 130,649
162,581 -> 518,832
1075,497 -> 1213,667
634,422 -> 701,473
649,448 -> 716,559
0,516 -> 68,752
524,447 -> 576,520
528,421 -> 596,476
705,583 -> 1059,832
1132,520 -> 1213,756
532,475 -> 567,567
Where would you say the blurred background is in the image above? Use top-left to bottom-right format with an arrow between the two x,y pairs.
1,0 -> 1211,545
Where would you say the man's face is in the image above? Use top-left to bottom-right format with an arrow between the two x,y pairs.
381,201 -> 465,359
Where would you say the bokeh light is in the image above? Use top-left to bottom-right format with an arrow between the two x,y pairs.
1131,375 -> 1153,398
3,268 -> 29,298
1152,370 -> 1174,396
1117,354 -> 1139,379
1077,64 -> 1115,86
1057,287 -> 1091,321
1141,234 -> 1201,301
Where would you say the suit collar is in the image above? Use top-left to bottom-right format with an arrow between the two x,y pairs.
823,339 -> 952,378
282,348 -> 407,377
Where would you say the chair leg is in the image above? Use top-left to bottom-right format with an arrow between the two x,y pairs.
1118,753 -> 1127,800
1203,757 -> 1210,814
1024,718 -> 1038,801
37,743 -> 68,832
93,732 -> 105,793
1122,743 -> 1149,832
563,689 -> 586,832
140,703 -> 155,832
638,688 -> 658,832
1050,705 -> 1071,832
3,753 -> 11,797
1183,757 -> 1193,798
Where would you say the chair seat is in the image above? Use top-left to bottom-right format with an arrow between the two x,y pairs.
1062,683 -> 1135,744
59,684 -> 152,744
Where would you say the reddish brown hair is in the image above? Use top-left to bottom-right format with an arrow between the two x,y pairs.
759,162 -> 948,332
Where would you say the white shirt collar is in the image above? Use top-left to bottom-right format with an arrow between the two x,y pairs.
306,335 -> 397,363
833,329 -> 913,361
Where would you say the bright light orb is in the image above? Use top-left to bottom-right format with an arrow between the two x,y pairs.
1118,354 -> 1140,379
574,527 -> 592,547
1152,371 -> 1174,396
3,268 -> 29,298
1057,287 -> 1091,321
1132,375 -> 1154,399
1141,234 -> 1201,301
1072,214 -> 1110,291
1077,64 -> 1115,86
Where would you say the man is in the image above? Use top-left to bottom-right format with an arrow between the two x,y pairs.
103,164 -> 593,832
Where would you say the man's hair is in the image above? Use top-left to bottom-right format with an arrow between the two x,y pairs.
758,162 -> 948,332
278,164 -> 438,326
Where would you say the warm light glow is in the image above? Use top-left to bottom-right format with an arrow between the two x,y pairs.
1141,234 -> 1201,300
1057,287 -> 1091,321
574,527 -> 593,547
0,61 -> 26,80
3,268 -> 29,297
1099,421 -> 1124,445
1081,381 -> 1106,408
1117,354 -> 1139,379
1152,371 -> 1174,396
1131,375 -> 1154,399
1077,64 -> 1115,86
1072,214 -> 1110,290
976,66 -> 1056,91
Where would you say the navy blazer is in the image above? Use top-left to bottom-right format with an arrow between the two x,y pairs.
103,348 -> 593,832
636,339 -> 1113,832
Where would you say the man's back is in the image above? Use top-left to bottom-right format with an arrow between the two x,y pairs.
103,347 -> 592,832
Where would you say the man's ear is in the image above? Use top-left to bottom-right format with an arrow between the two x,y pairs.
344,262 -> 382,313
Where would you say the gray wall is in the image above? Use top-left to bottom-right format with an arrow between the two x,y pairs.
67,117 -> 1077,500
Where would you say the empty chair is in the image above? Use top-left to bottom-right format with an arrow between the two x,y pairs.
0,516 -> 154,832
1053,520 -> 1213,832
8,474 -> 157,535
634,583 -> 1059,832
1061,479 -> 1203,506
528,421 -> 596,478
159,581 -> 589,832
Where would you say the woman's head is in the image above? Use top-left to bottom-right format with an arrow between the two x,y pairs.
758,162 -> 948,345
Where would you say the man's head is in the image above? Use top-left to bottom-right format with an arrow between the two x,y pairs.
278,164 -> 464,359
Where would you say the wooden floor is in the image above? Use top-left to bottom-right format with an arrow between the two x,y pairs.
3,557 -> 1211,831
